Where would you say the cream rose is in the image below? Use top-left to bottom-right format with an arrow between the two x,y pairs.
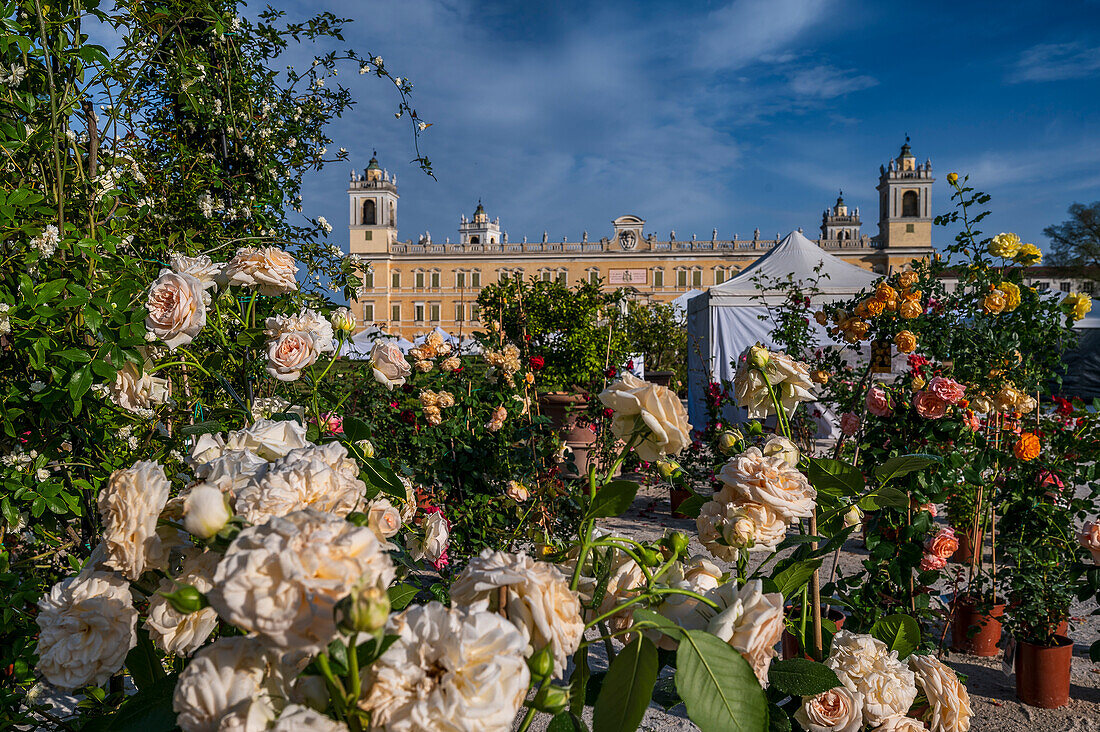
359,602 -> 529,731
265,330 -> 319,382
762,435 -> 800,468
651,556 -> 725,649
566,548 -> 645,634
183,482 -> 232,539
234,442 -> 366,526
370,341 -> 412,390
875,715 -> 929,731
598,373 -> 692,461
210,509 -> 395,652
224,246 -> 298,295
172,636 -> 288,732
264,309 -> 335,353
452,550 -> 584,674
909,654 -> 973,732
686,579 -> 785,683
273,705 -> 348,732
505,480 -> 530,502
697,499 -> 786,562
36,572 -> 137,690
1079,519 -> 1100,564
224,418 -> 309,461
367,497 -> 403,544
146,270 -> 207,349
826,630 -> 894,691
407,511 -> 449,565
196,450 -> 269,495
717,447 -> 816,522
108,361 -> 170,413
98,460 -> 171,579
145,550 -> 220,656
795,687 -> 864,732
169,252 -> 222,291
733,347 -> 816,418
859,667 -> 919,726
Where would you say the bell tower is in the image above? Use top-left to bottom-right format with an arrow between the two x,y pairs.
876,138 -> 934,249
821,191 -> 861,241
348,151 -> 398,255
458,200 -> 504,245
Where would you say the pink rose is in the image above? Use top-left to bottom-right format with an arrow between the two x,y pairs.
920,553 -> 947,571
926,527 -> 959,560
928,376 -> 966,405
912,391 -> 947,419
1079,520 -> 1100,564
1039,471 -> 1064,490
866,385 -> 892,417
963,410 -> 981,430
919,503 -> 938,517
839,412 -> 861,436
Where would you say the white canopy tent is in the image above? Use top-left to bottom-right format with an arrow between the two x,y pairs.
338,327 -> 414,359
686,230 -> 880,431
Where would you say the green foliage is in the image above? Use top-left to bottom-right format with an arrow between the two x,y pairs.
592,635 -> 659,732
766,658 -> 841,697
869,614 -> 921,659
623,299 -> 687,388
1043,200 -> 1100,269
675,630 -> 768,732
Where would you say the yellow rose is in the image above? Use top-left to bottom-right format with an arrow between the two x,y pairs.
875,283 -> 898,303
894,330 -> 918,353
988,233 -> 1021,259
947,172 -> 959,185
1063,292 -> 1093,321
998,282 -> 1021,311
1014,243 -> 1042,265
898,299 -> 922,319
896,271 -> 919,290
865,299 -> 886,317
814,310 -> 828,326
811,369 -> 829,384
982,290 -> 1006,315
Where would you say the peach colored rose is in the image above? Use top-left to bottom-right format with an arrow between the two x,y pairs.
926,527 -> 959,560
839,412 -> 861,436
1079,520 -> 1100,564
265,331 -> 318,382
224,246 -> 298,295
866,385 -> 892,417
920,553 -> 947,572
795,686 -> 864,732
145,271 -> 207,350
912,391 -> 947,419
927,377 -> 966,405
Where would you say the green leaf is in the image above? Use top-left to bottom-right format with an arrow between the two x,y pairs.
361,457 -> 405,501
592,635 -> 659,732
675,630 -> 767,732
125,627 -> 166,690
869,485 -> 910,509
68,365 -> 92,400
387,583 -> 419,610
771,558 -> 822,600
343,416 -> 371,443
179,421 -> 226,436
808,458 -> 864,497
674,493 -> 706,519
874,454 -> 939,484
588,480 -> 638,519
55,348 -> 92,362
870,614 -> 921,658
81,674 -> 178,732
570,645 -> 590,715
767,658 -> 841,697
767,703 -> 793,732
547,712 -> 590,732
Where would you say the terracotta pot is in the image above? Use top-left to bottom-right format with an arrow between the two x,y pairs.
646,370 -> 675,387
950,528 -> 974,564
781,608 -> 845,660
539,392 -> 596,474
1015,635 -> 1072,709
669,487 -> 692,518
951,595 -> 1005,656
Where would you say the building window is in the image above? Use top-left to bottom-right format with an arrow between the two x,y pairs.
429,303 -> 440,322
691,269 -> 702,288
391,271 -> 400,289
362,269 -> 374,289
588,270 -> 599,285
362,303 -> 374,323
541,269 -> 552,282
362,199 -> 376,225
1083,281 -> 1094,294
470,235 -> 480,244
431,271 -> 441,289
414,303 -> 425,322
456,271 -> 466,289
471,271 -> 481,288
415,271 -> 425,289
653,269 -> 664,288
470,303 -> 481,322
1060,281 -> 1071,292
454,303 -> 464,322
364,230 -> 373,241
902,190 -> 919,217
1034,281 -> 1048,290
676,269 -> 687,288
557,270 -> 567,284
714,268 -> 726,285
905,224 -> 915,233
391,304 -> 400,322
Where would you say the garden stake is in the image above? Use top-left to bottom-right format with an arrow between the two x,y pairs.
810,510 -> 823,661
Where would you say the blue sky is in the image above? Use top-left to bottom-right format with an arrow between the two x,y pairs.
292,0 -> 1100,254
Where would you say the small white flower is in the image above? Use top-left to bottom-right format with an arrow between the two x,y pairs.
317,216 -> 332,234
29,381 -> 45,393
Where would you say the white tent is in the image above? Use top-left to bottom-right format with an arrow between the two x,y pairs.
338,327 -> 414,359
686,230 -> 880,430
670,288 -> 705,316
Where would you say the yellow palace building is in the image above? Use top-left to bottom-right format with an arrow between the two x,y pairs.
347,142 -> 935,338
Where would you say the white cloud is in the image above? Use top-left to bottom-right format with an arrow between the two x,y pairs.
1008,42 -> 1100,83
787,65 -> 877,99
693,0 -> 830,70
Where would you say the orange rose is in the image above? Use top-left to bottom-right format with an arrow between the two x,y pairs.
1014,432 -> 1040,461
897,271 -> 919,289
875,283 -> 897,303
847,319 -> 869,339
898,299 -> 923,319
927,527 -> 960,560
814,311 -> 828,326
865,299 -> 886,317
894,330 -> 918,353
983,290 -> 1007,315
811,370 -> 829,384
854,301 -> 868,318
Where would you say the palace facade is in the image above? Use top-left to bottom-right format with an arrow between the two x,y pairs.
347,142 -> 936,337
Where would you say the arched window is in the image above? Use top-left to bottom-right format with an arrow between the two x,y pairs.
902,191 -> 919,218
470,235 -> 480,244
362,199 -> 376,225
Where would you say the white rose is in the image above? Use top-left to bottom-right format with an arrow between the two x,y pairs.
189,432 -> 228,466
505,480 -> 530,502
225,418 -> 309,460
762,435 -> 800,468
145,270 -> 207,350
451,550 -> 584,674
716,447 -> 816,522
197,450 -> 269,495
370,341 -> 412,390
98,460 -> 171,579
875,715 -> 929,731
697,499 -> 787,562
651,556 -> 724,649
598,374 -> 692,461
859,667 -> 918,726
265,331 -> 318,381
795,686 -> 865,732
367,497 -> 403,543
210,510 -> 395,652
169,252 -> 222,291
273,705 -> 348,732
397,476 -> 417,521
36,572 -> 137,690
407,511 -> 449,565
183,482 -> 232,539
826,630 -> 893,691
686,579 -> 785,684
234,442 -> 365,526
224,246 -> 298,295
909,654 -> 973,732
359,602 -> 530,732
330,307 -> 355,334
108,361 -> 170,413
172,636 -> 288,732
733,347 -> 815,418
145,551 -> 220,656
264,309 -> 335,353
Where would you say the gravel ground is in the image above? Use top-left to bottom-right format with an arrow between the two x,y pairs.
552,479 -> 1100,732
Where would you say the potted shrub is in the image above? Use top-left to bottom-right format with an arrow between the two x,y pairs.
623,300 -> 686,391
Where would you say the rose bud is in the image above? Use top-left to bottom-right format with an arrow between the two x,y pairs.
159,584 -> 209,615
748,344 -> 770,370
843,505 -> 864,528
330,306 -> 356,334
183,482 -> 232,540
335,579 -> 391,636
656,459 -> 682,480
527,646 -> 554,680
716,429 -> 744,455
356,439 -> 376,459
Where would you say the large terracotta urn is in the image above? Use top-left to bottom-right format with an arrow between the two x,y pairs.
539,392 -> 596,474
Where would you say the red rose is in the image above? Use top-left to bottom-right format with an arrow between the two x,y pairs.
528,355 -> 545,371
